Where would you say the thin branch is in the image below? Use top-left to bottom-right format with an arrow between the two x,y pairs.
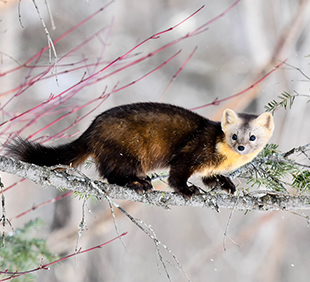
159,46 -> 198,102
191,59 -> 287,111
9,191 -> 72,221
283,61 -> 310,81
44,0 -> 56,31
0,184 -> 14,248
31,0 -> 58,84
1,3 -> 113,79
87,178 -> 190,282
0,2 -> 236,128
18,0 -> 24,28
223,192 -> 240,252
75,198 -> 88,253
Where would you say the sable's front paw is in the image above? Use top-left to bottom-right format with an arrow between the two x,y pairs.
202,175 -> 236,194
217,176 -> 236,194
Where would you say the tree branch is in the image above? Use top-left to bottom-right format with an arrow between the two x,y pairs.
0,156 -> 310,211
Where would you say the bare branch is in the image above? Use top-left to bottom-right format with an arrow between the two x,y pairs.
44,0 -> 56,31
0,156 -> 310,211
31,0 -> 58,82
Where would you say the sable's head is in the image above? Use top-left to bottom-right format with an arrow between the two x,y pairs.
221,109 -> 274,155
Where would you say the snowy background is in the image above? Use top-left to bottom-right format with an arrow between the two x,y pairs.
1,0 -> 310,281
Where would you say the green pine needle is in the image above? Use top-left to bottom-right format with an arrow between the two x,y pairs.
264,92 -> 297,114
0,219 -> 56,282
238,143 -> 305,192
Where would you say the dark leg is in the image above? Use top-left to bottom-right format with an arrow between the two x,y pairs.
106,173 -> 153,194
168,166 -> 200,198
202,175 -> 236,194
96,154 -> 153,194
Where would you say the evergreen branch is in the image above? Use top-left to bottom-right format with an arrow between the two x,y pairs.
0,219 -> 55,281
265,91 -> 310,114
0,232 -> 126,281
231,143 -> 310,193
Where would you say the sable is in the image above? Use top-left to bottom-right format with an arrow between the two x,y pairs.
6,103 -> 274,197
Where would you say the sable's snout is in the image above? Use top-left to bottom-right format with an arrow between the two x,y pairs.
234,144 -> 251,155
237,145 -> 245,152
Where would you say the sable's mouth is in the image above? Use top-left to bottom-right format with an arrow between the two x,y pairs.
234,148 -> 249,155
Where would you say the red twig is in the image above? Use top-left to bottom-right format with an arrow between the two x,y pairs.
0,24 -> 110,105
2,179 -> 26,193
10,191 -> 73,221
0,5 -> 211,128
0,0 -> 243,140
104,49 -> 182,95
191,59 -> 287,111
119,5 -> 205,60
0,2 -> 114,78
159,46 -> 198,102
192,0 -> 242,35
28,85 -> 112,140
41,86 -> 111,143
1,49 -> 182,141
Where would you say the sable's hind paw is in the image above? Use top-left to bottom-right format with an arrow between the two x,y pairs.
178,185 -> 200,199
126,177 -> 153,194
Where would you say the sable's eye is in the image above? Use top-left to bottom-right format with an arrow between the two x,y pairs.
232,134 -> 237,140
249,135 -> 256,141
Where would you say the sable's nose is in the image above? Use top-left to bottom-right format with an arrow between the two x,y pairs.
238,146 -> 245,151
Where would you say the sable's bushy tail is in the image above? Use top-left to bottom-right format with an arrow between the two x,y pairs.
6,137 -> 90,167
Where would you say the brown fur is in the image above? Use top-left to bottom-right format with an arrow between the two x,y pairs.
6,103 -> 274,197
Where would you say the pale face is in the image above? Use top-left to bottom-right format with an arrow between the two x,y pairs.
224,122 -> 272,155
221,109 -> 274,156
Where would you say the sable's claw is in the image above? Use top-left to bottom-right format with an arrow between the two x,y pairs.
217,176 -> 236,194
221,180 -> 236,194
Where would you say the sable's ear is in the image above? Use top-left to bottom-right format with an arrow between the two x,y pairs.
221,109 -> 239,131
256,112 -> 274,132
